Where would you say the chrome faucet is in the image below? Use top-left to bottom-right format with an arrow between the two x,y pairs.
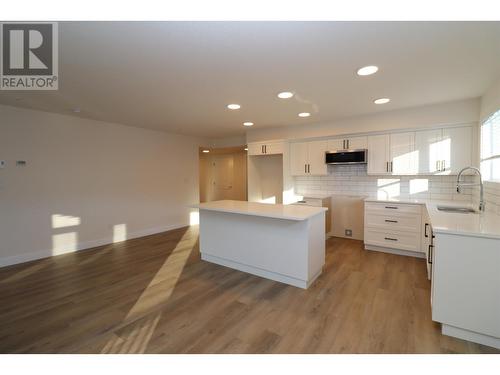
456,167 -> 485,212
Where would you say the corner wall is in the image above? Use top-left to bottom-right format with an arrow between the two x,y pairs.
0,104 -> 204,267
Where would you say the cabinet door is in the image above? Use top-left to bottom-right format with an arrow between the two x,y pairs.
390,132 -> 416,175
290,142 -> 309,176
347,136 -> 368,150
414,129 -> 442,174
247,142 -> 264,156
327,138 -> 345,151
367,135 -> 390,175
265,142 -> 284,155
442,126 -> 472,175
308,140 -> 328,175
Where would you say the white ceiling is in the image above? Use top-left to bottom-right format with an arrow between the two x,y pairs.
2,21 -> 500,138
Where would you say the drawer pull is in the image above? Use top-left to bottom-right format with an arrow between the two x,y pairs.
384,237 -> 398,241
384,219 -> 398,223
385,206 -> 398,209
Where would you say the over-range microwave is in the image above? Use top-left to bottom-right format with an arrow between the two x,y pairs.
325,149 -> 368,165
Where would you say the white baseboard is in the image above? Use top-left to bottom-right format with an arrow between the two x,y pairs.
442,324 -> 500,350
0,222 -> 189,268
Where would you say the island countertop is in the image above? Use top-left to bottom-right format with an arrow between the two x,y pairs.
194,200 -> 327,221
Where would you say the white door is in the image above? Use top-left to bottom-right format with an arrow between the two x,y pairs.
442,126 -> 472,175
414,129 -> 442,174
390,132 -> 416,175
308,140 -> 328,175
347,136 -> 368,150
211,155 -> 234,200
247,143 -> 264,156
327,138 -> 345,151
290,142 -> 309,176
367,135 -> 390,175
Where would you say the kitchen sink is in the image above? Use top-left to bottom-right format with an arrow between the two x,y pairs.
437,205 -> 477,214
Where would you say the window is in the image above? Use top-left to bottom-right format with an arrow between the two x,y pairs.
481,109 -> 500,181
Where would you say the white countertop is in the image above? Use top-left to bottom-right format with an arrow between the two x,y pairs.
365,197 -> 500,240
194,200 -> 327,221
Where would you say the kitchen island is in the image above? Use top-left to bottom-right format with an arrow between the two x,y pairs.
194,200 -> 328,289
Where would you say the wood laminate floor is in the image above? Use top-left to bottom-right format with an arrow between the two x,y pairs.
0,225 -> 497,354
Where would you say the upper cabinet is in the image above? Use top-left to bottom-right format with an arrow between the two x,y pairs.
247,141 -> 285,156
414,126 -> 472,175
367,135 -> 390,175
367,132 -> 416,175
327,136 -> 367,151
390,132 -> 417,175
290,140 -> 328,176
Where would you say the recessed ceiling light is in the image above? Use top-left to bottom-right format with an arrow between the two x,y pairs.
374,98 -> 390,104
277,91 -> 294,99
227,104 -> 241,110
202,150 -> 210,153
243,122 -> 254,127
298,112 -> 311,117
357,66 -> 379,76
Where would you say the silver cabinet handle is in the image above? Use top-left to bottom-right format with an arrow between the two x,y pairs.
390,161 -> 393,172
385,219 -> 398,223
424,223 -> 429,238
343,139 -> 346,149
384,237 -> 398,241
386,162 -> 389,172
385,206 -> 398,209
428,244 -> 434,264
305,164 -> 307,174
261,145 -> 264,154
347,139 -> 350,149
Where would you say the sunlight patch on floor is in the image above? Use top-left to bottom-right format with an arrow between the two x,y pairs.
101,229 -> 196,353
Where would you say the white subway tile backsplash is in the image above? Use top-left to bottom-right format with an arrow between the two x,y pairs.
295,164 -> 477,204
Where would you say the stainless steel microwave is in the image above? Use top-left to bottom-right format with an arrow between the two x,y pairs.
325,149 -> 368,165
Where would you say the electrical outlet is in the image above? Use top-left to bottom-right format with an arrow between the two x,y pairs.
0,160 -> 5,168
345,229 -> 352,237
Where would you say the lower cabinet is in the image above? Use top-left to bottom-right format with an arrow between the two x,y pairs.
364,202 -> 425,257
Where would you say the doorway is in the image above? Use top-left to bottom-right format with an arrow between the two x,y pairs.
199,146 -> 248,202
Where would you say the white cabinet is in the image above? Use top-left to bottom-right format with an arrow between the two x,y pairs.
290,140 -> 327,176
442,126 -> 472,174
414,129 -> 442,174
367,135 -> 390,175
364,202 -> 423,256
390,132 -> 416,175
247,141 -> 285,156
414,126 -> 472,175
367,132 -> 421,175
327,136 -> 367,151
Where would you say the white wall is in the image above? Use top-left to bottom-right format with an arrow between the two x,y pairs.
246,98 -> 480,142
480,78 -> 500,121
0,104 -> 204,267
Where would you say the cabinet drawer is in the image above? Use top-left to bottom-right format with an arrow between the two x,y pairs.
365,212 -> 421,233
365,202 -> 422,215
364,228 -> 421,252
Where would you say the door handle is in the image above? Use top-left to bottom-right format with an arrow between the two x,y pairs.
347,139 -> 350,149
428,244 -> 434,264
305,164 -> 307,174
390,161 -> 393,173
343,139 -> 346,149
261,145 -> 264,154
386,162 -> 389,172
307,164 -> 310,173
424,223 -> 429,238
264,145 -> 267,154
